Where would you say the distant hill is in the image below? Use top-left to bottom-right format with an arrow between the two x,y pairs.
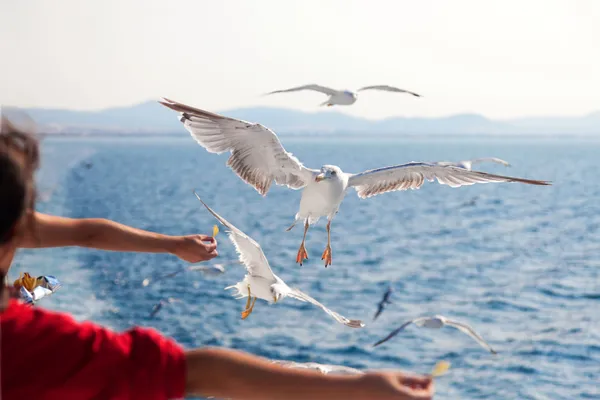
3,101 -> 600,135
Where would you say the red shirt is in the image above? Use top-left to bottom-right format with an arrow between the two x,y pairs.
1,300 -> 186,400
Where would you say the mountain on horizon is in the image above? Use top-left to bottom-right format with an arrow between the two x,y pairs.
4,101 -> 600,135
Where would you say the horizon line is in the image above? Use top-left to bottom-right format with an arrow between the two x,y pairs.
3,100 -> 599,122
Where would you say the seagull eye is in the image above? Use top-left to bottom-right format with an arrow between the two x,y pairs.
331,171 -> 336,175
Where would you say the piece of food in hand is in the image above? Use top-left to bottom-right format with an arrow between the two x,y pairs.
13,272 -> 37,292
431,360 -> 451,377
212,224 -> 219,238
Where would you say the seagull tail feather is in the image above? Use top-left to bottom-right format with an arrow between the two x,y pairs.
225,281 -> 248,298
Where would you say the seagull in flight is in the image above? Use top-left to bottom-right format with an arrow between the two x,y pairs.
141,262 -> 236,287
160,98 -> 551,267
374,285 -> 393,321
193,192 -> 364,328
373,315 -> 497,354
265,84 -> 421,107
149,297 -> 181,318
271,360 -> 364,375
460,196 -> 479,208
436,157 -> 511,171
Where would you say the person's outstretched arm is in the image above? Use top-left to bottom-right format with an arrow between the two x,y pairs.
18,212 -> 218,263
185,347 -> 434,400
2,299 -> 432,400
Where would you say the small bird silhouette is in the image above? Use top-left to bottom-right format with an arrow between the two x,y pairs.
374,285 -> 393,321
149,298 -> 181,318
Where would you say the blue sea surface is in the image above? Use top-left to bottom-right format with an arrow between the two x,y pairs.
11,135 -> 600,399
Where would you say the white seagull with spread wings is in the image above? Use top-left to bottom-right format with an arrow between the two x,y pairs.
264,84 -> 421,106
373,315 -> 497,354
160,98 -> 551,267
194,192 -> 364,328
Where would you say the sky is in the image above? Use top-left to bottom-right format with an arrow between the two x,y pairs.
1,0 -> 599,120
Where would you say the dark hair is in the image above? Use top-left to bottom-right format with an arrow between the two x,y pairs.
0,115 -> 39,300
0,115 -> 39,244
0,151 -> 27,244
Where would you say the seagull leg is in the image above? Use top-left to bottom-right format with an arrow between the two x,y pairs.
241,297 -> 257,320
242,285 -> 252,310
241,285 -> 257,319
321,220 -> 332,267
295,220 -> 309,265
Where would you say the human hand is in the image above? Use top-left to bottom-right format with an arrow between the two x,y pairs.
170,235 -> 218,263
360,371 -> 434,400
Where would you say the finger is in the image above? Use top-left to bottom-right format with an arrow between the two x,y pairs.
204,243 -> 217,252
201,236 -> 216,243
398,374 -> 433,390
397,380 -> 434,399
399,373 -> 432,384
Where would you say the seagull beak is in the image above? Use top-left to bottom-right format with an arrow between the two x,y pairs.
273,295 -> 278,303
315,173 -> 326,182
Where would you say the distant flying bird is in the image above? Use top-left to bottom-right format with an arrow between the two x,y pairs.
271,360 -> 363,375
194,192 -> 364,328
436,158 -> 511,171
159,98 -> 551,267
373,315 -> 497,354
141,262 -> 234,287
460,196 -> 479,208
374,285 -> 393,321
149,297 -> 181,318
264,84 -> 421,107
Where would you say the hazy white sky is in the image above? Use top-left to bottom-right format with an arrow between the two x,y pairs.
1,0 -> 599,119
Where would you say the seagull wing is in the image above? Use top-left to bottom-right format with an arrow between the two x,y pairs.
437,158 -> 511,171
195,193 -> 275,280
149,301 -> 164,318
188,264 -> 226,275
160,98 -> 316,196
383,286 -> 393,303
357,85 -> 421,97
372,319 -> 421,347
287,288 -> 364,328
373,302 -> 385,321
467,157 -> 511,168
347,162 -> 550,199
271,360 -> 363,375
266,84 -> 339,96
445,319 -> 498,354
374,287 -> 392,320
